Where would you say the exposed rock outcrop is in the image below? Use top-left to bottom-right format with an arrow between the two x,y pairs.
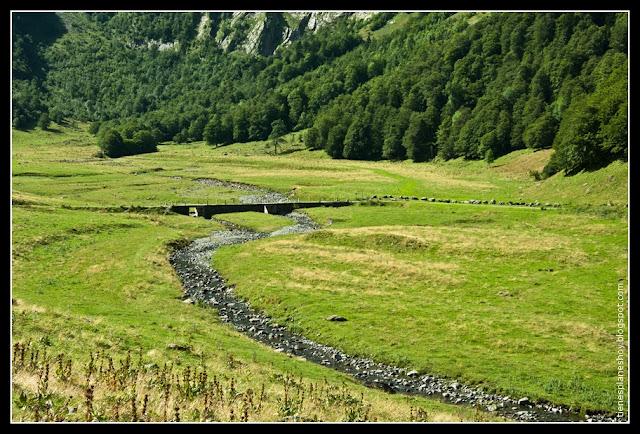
213,11 -> 377,56
131,11 -> 377,56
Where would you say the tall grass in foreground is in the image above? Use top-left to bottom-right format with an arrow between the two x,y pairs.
13,339 -> 420,422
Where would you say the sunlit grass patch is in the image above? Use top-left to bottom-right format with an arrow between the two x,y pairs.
216,202 -> 627,413
11,124 -> 627,419
12,204 -> 490,421
12,124 -> 627,207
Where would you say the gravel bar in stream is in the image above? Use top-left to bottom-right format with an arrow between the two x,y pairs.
168,211 -> 623,423
193,177 -> 291,204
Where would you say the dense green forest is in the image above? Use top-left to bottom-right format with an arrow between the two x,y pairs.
12,12 -> 627,174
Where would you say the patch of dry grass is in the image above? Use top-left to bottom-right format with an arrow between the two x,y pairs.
12,339 -> 491,422
255,239 -> 461,287
490,149 -> 553,178
329,225 -> 588,263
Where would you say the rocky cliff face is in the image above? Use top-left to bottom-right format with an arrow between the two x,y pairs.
207,11 -> 376,56
121,11 -> 376,56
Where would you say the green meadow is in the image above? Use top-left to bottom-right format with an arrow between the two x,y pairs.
13,125 -> 628,209
216,201 -> 627,412
12,124 -> 628,420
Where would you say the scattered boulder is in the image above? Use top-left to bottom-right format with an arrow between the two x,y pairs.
518,397 -> 530,406
407,370 -> 419,377
166,343 -> 191,351
326,315 -> 348,322
182,298 -> 195,304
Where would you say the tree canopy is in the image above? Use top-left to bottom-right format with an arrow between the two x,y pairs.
12,12 -> 628,175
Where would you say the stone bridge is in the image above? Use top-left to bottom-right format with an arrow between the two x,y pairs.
170,201 -> 352,218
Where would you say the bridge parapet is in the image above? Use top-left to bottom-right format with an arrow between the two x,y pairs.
170,201 -> 352,218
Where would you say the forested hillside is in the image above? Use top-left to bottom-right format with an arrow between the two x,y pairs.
12,11 -> 627,175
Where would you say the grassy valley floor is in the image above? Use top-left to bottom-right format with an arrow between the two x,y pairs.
12,124 -> 628,420
12,204 -> 495,422
215,201 -> 627,413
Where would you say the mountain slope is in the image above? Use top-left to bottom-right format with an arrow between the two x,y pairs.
11,11 -> 627,176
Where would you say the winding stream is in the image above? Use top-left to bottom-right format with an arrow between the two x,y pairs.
167,180 -> 621,422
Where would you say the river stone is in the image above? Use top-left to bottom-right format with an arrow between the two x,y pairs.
407,370 -> 419,377
518,397 -> 530,405
326,315 -> 347,322
166,343 -> 191,351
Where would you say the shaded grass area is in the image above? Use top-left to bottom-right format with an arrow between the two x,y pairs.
524,160 -> 628,209
214,202 -> 628,413
11,205 -> 494,421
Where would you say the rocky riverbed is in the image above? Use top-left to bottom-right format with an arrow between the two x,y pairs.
168,208 -> 623,423
194,177 -> 291,204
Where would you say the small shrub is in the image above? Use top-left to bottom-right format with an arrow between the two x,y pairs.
88,121 -> 101,135
528,169 -> 542,181
410,406 -> 429,422
37,113 -> 50,130
484,148 -> 495,163
97,127 -> 157,158
173,131 -> 188,144
97,128 -> 124,157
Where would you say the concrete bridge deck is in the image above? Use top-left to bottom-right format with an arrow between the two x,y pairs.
170,201 -> 352,218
